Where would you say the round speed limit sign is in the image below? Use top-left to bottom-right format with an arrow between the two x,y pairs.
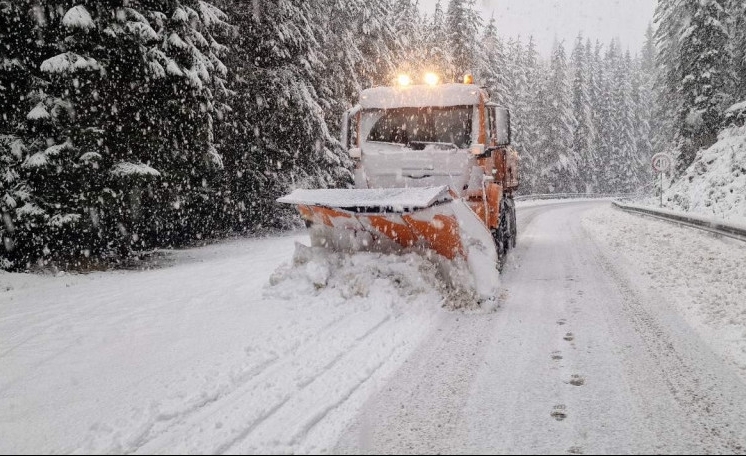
651,153 -> 673,173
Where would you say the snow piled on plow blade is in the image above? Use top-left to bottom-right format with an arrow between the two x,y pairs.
278,186 -> 452,212
278,187 -> 499,306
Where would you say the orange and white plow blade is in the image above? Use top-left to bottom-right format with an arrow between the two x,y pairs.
278,187 -> 499,302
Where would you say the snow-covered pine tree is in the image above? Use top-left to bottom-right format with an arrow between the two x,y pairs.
525,60 -> 551,193
0,0 -> 47,268
634,31 -> 656,184
583,38 -> 604,190
424,0 -> 451,77
593,41 -> 617,192
640,24 -> 665,165
729,0 -> 746,101
622,50 -> 648,189
1,1 -> 43,134
603,42 -> 638,192
676,0 -> 733,172
538,40 -> 577,193
505,37 -> 523,129
19,1 -> 232,264
652,0 -> 685,169
315,0 -> 366,129
215,0 -> 352,231
141,0 -> 232,244
20,2 -> 110,264
515,36 -> 542,193
390,0 -> 426,76
354,0 -> 398,88
503,37 -> 524,152
570,33 -> 596,192
445,0 -> 482,80
476,15 -> 507,106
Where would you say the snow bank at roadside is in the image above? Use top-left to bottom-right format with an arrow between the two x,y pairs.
0,234 -> 449,454
665,123 -> 746,224
582,206 -> 746,379
516,197 -> 618,208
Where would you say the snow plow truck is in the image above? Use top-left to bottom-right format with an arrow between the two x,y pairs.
278,74 -> 519,302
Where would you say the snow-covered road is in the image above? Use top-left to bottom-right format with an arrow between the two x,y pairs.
337,201 -> 746,454
2,201 -> 746,453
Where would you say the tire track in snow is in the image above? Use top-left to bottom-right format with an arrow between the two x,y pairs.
87,311 -> 359,454
226,307 -> 435,454
131,311 -> 394,454
591,241 -> 746,453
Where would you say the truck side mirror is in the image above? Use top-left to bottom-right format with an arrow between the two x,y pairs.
341,105 -> 361,155
495,107 -> 511,146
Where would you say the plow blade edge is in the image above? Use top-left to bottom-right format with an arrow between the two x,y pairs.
278,186 -> 499,301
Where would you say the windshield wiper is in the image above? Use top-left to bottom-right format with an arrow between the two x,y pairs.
366,140 -> 406,147
407,141 -> 458,150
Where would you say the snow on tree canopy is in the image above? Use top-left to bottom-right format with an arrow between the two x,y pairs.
199,1 -> 230,28
26,104 -> 50,121
110,162 -> 161,178
1,58 -> 22,71
22,142 -> 73,168
148,61 -> 166,79
41,53 -> 101,74
206,145 -> 223,168
168,32 -> 188,50
726,100 -> 746,116
62,5 -> 94,31
166,59 -> 184,77
172,7 -> 190,23
48,214 -> 81,228
125,21 -> 158,42
15,203 -> 44,218
4,136 -> 25,160
78,152 -> 102,163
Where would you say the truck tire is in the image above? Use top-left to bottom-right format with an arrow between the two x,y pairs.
506,198 -> 517,248
493,198 -> 511,263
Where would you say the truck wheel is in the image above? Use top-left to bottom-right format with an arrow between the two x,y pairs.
492,226 -> 506,266
507,199 -> 517,248
493,199 -> 510,263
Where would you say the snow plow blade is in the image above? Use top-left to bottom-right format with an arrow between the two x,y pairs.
278,186 -> 499,302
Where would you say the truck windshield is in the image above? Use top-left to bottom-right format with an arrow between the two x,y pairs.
364,106 -> 472,149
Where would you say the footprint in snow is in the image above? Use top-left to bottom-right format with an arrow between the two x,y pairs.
551,404 -> 567,421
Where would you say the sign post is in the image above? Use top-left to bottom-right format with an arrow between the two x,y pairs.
651,153 -> 673,208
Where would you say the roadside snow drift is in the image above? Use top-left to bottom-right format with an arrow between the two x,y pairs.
0,234 -> 451,454
665,123 -> 746,224
583,206 -> 746,378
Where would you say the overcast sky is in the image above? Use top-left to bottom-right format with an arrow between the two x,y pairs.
419,0 -> 657,56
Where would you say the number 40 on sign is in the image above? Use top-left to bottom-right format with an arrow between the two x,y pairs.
651,153 -> 673,207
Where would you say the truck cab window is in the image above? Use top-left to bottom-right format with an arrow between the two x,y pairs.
365,106 -> 473,149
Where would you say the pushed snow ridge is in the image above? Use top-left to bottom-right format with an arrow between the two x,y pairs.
268,243 -> 483,311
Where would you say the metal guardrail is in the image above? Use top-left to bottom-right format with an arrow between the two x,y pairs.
612,201 -> 746,243
514,192 -> 642,201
